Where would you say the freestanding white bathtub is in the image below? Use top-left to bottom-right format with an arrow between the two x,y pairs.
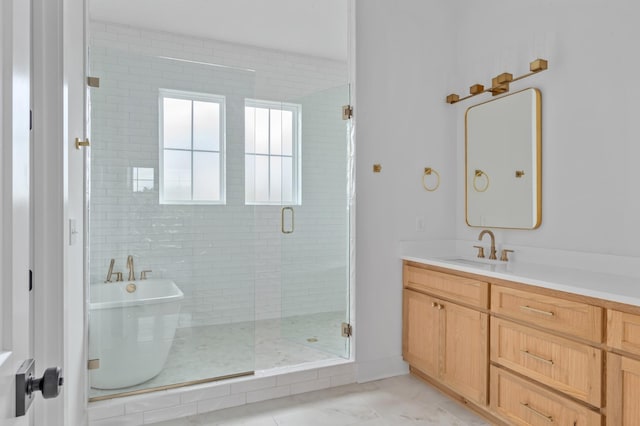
89,279 -> 184,389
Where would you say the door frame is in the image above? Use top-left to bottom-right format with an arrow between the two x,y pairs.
32,0 -> 87,424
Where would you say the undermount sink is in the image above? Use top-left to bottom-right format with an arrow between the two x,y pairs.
438,257 -> 507,271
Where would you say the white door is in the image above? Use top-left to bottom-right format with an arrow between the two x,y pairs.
0,0 -> 34,424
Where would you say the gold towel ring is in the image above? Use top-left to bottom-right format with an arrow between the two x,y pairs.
473,169 -> 489,192
422,168 -> 440,192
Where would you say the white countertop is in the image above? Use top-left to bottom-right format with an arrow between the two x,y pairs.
399,240 -> 640,307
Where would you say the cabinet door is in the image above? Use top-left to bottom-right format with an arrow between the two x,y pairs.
607,354 -> 640,425
440,300 -> 488,405
403,289 -> 440,378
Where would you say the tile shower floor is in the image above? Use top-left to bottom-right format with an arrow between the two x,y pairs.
89,311 -> 348,400
152,374 -> 489,426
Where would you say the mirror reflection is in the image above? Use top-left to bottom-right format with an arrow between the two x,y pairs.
465,88 -> 541,229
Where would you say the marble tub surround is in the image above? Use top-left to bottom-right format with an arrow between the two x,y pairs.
150,375 -> 488,426
399,240 -> 640,306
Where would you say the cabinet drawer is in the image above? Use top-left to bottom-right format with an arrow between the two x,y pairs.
607,309 -> 640,357
491,318 -> 602,406
403,264 -> 489,308
490,366 -> 602,426
491,285 -> 603,342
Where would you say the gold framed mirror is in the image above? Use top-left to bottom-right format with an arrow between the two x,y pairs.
465,88 -> 541,229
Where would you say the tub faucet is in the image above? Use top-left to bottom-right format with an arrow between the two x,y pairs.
127,255 -> 135,281
105,258 -> 115,283
478,229 -> 497,260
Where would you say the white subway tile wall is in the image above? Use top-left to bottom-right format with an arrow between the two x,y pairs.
88,22 -> 349,332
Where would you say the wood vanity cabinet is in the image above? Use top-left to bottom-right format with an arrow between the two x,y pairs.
606,309 -> 640,425
402,263 -> 489,405
402,261 -> 610,425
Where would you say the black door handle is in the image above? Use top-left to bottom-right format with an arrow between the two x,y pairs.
15,359 -> 64,417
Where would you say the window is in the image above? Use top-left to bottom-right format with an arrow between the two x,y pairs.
245,99 -> 301,205
159,89 -> 225,204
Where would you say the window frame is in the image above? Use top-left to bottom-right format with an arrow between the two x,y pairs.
159,88 -> 226,205
244,98 -> 302,206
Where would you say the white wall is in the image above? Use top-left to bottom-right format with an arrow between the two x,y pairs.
355,1 -> 457,380
453,0 -> 640,258
354,0 -> 640,381
89,22 -> 349,327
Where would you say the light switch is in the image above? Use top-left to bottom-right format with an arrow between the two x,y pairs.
69,219 -> 78,246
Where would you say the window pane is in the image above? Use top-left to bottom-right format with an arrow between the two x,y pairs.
163,98 -> 192,150
270,156 -> 282,202
270,109 -> 282,155
193,101 -> 220,151
163,150 -> 191,200
245,154 -> 256,201
193,152 -> 219,201
255,155 -> 269,202
282,110 -> 294,156
245,106 -> 255,153
282,157 -> 293,203
254,107 -> 269,155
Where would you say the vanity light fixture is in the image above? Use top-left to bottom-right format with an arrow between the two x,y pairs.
446,58 -> 548,104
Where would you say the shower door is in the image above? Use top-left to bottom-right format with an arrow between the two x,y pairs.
87,47 -> 258,400
279,84 -> 352,361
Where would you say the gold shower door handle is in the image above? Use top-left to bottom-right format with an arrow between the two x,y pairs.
281,207 -> 294,234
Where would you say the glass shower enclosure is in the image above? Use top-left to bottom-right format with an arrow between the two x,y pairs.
86,19 -> 351,401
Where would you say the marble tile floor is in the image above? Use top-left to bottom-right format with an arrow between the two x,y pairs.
90,311 -> 348,400
152,374 -> 490,426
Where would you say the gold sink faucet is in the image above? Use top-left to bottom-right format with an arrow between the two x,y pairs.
127,255 -> 135,281
478,230 -> 497,260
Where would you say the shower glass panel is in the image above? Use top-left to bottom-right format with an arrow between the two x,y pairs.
87,48 -> 257,400
279,85 -> 351,361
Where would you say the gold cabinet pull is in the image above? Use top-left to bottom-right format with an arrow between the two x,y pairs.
520,305 -> 554,316
521,350 -> 554,365
520,402 -> 554,422
75,137 -> 90,149
281,207 -> 294,234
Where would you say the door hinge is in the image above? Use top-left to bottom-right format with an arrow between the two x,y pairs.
87,359 -> 100,370
87,76 -> 100,88
341,322 -> 352,338
342,105 -> 353,120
